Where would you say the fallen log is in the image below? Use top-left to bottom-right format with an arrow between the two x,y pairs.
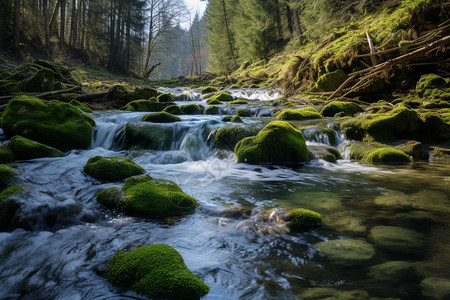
0,85 -> 82,103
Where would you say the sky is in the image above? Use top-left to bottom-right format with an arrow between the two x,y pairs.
184,0 -> 207,17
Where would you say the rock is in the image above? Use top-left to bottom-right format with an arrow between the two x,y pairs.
162,105 -> 183,115
235,108 -> 251,117
308,145 -> 342,163
300,288 -> 370,300
429,146 -> 450,162
180,104 -> 202,115
129,87 -> 158,100
204,106 -> 220,115
106,244 -> 209,300
421,277 -> 450,300
369,226 -> 425,254
5,135 -> 64,160
394,211 -> 437,224
364,148 -> 410,164
416,74 -> 450,100
157,92 -> 176,103
373,190 -> 412,209
1,95 -> 95,151
69,99 -> 93,113
321,101 -> 363,117
0,185 -> 24,231
0,80 -> 21,96
235,121 -> 308,164
285,208 -> 322,231
201,86 -> 217,94
222,116 -> 243,123
22,68 -> 55,92
368,261 -> 415,282
0,145 -> 14,164
124,122 -> 173,150
301,126 -> 336,145
324,212 -> 366,233
214,126 -> 257,151
206,98 -> 222,105
0,164 -> 17,191
142,112 -> 181,123
275,107 -> 323,121
229,100 -> 248,105
410,190 -> 450,214
394,141 -> 424,161
314,239 -> 376,265
121,99 -> 174,112
97,175 -> 198,217
83,156 -> 145,181
315,69 -> 348,92
207,91 -> 233,103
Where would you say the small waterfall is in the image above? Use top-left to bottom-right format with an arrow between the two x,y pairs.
226,88 -> 282,101
90,122 -> 124,150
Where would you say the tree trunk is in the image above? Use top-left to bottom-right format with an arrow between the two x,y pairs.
221,0 -> 236,67
13,0 -> 20,50
49,0 -> 60,36
43,0 -> 50,46
60,0 -> 66,50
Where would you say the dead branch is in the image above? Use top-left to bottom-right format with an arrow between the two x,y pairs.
0,86 -> 82,103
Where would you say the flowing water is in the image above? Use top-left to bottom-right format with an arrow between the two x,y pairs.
0,88 -> 449,300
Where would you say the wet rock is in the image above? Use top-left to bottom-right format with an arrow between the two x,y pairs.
429,146 -> 450,162
421,277 -> 450,300
285,208 -> 322,231
222,116 -> 243,123
214,126 -> 257,151
348,142 -> 410,164
275,107 -> 323,121
229,100 -> 248,105
301,126 -> 336,145
162,105 -> 183,115
235,121 -> 308,164
314,239 -> 376,265
369,226 -> 425,254
0,135 -> 64,163
142,112 -> 181,123
0,164 -> 17,191
0,185 -> 24,231
157,92 -> 175,103
124,122 -> 173,150
368,261 -> 415,282
393,211 -> 437,224
235,108 -> 251,117
373,190 -> 412,209
410,190 -> 450,214
121,99 -> 174,112
201,86 -> 217,94
180,104 -> 203,115
308,145 -> 342,163
106,244 -> 209,299
315,69 -> 348,92
321,101 -> 363,117
324,212 -> 366,233
207,91 -> 233,103
22,68 -> 54,92
83,156 -> 145,181
204,106 -> 220,115
69,99 -> 93,113
1,95 -> 95,151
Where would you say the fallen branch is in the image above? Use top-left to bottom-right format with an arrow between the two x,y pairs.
327,75 -> 356,101
0,85 -> 82,103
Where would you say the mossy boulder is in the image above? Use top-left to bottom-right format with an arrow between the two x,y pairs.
394,141 -> 424,161
201,86 -> 217,94
348,142 -> 409,164
206,98 -> 223,105
129,87 -> 158,100
429,146 -> 450,162
321,101 -> 363,117
124,122 -> 173,150
162,105 -> 183,115
69,99 -> 93,113
6,135 -> 64,160
308,146 -> 342,163
0,185 -> 23,231
121,99 -> 174,112
180,104 -> 202,115
285,208 -> 322,231
314,239 -> 376,265
0,165 -> 17,191
315,69 -> 348,92
83,156 -> 145,181
416,74 -> 450,100
204,106 -> 220,115
0,81 -> 21,96
235,121 -> 308,164
106,244 -> 209,299
222,116 -> 243,123
97,176 -> 198,217
157,93 -> 176,103
1,95 -> 95,151
142,112 -> 181,123
207,92 -> 233,103
229,100 -> 248,105
22,68 -> 55,92
214,126 -> 257,151
275,107 -> 323,121
235,108 -> 251,117
0,145 -> 14,164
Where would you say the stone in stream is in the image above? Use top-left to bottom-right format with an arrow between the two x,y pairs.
1,135 -> 64,162
307,145 -> 342,163
162,104 -> 183,115
204,106 -> 220,115
314,239 -> 376,265
180,104 -> 203,115
141,112 -> 181,123
410,190 -> 450,214
235,121 -> 308,164
284,208 -> 322,231
299,287 -> 370,300
275,107 -> 323,121
373,190 -> 412,209
0,164 -> 17,191
324,212 -> 366,233
106,244 -> 209,300
420,277 -> 450,300
0,185 -> 24,231
83,156 -> 145,181
369,226 -> 425,254
320,100 -> 363,117
1,95 -> 95,151
123,122 -> 173,150
368,261 -> 416,282
121,98 -> 175,112
235,108 -> 251,117
214,126 -> 257,151
96,175 -> 198,218
156,92 -> 175,103
222,116 -> 243,123
207,91 -> 233,103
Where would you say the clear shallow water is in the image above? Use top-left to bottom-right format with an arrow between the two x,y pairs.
1,90 -> 449,300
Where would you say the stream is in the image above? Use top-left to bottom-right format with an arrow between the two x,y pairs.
0,88 -> 449,299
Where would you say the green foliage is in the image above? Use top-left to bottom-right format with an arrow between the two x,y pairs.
235,121 -> 308,164
1,95 -> 95,151
275,107 -> 323,121
162,105 -> 183,115
0,165 -> 17,191
106,244 -> 209,299
142,112 -> 181,123
124,122 -> 173,150
84,156 -> 145,181
286,208 -> 323,231
157,93 -> 176,103
0,185 -> 23,230
321,101 -> 363,117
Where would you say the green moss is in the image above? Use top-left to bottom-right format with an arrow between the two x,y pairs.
0,185 -> 23,230
235,121 -> 308,164
0,81 -> 21,96
204,106 -> 220,115
180,104 -> 202,115
315,70 -> 348,92
229,100 -> 248,105
416,74 -> 450,100
157,93 -> 176,103
214,126 -> 257,151
429,146 -> 450,162
207,92 -> 234,103
130,87 -> 158,100
162,105 -> 183,115
124,122 -> 173,150
201,86 -> 217,94
321,101 -> 363,117
0,145 -> 14,164
1,95 -> 94,151
106,244 -> 209,299
0,164 -> 17,190
96,187 -> 125,211
275,107 -> 322,121
121,99 -> 174,112
142,112 -> 181,123
0,71 -> 12,80
206,98 -> 223,105
395,141 -> 423,161
308,145 -> 342,163
84,156 -> 145,181
69,99 -> 93,113
286,208 -> 323,231
222,116 -> 243,123
22,68 -> 55,92
364,148 -> 410,164
7,135 -> 64,160
235,109 -> 251,117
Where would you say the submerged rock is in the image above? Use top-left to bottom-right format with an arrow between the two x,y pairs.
369,226 -> 425,254
275,107 -> 323,121
235,121 -> 308,164
124,122 -> 173,150
314,239 -> 376,265
421,277 -> 450,300
321,101 -> 363,117
299,287 -> 369,300
83,156 -> 145,181
0,164 -> 17,191
1,95 -> 94,151
142,112 -> 181,123
368,261 -> 416,282
324,212 -> 366,233
373,190 -> 412,209
106,244 -> 209,300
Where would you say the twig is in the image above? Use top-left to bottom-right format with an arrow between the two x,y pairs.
366,30 -> 378,66
327,75 -> 356,101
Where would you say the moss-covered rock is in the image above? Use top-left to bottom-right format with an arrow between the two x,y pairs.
180,104 -> 202,115
162,105 -> 183,115
0,164 -> 16,191
0,81 -> 22,96
0,145 -> 14,164
275,107 -> 323,121
429,146 -> 450,162
69,99 -> 93,113
121,99 -> 174,112
235,121 -> 308,164
299,288 -> 369,300
369,225 -> 425,254
142,112 -> 181,123
129,87 -> 158,100
314,239 -> 376,265
285,208 -> 322,231
6,135 -> 64,160
315,69 -> 348,92
229,100 -> 248,105
0,185 -> 23,231
1,95 -> 95,151
321,101 -> 363,117
124,122 -> 173,150
222,116 -> 243,123
106,244 -> 209,299
206,98 -> 223,105
416,74 -> 450,100
204,106 -> 220,115
421,277 -> 450,300
364,148 -> 410,164
84,156 -> 145,181
157,93 -> 176,103
201,86 -> 217,94
308,145 -> 342,163
22,68 -> 55,92
207,92 -> 233,104
214,126 -> 257,151
394,141 -> 424,161
235,108 -> 251,117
